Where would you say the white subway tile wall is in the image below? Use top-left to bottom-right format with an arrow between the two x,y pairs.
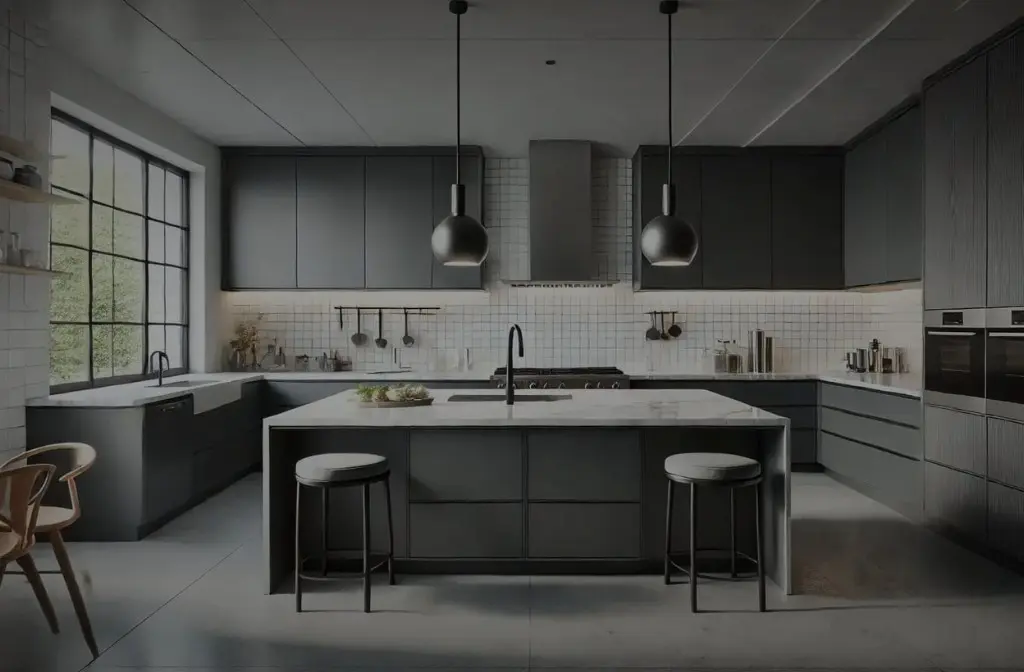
0,2 -> 50,463
226,157 -> 922,375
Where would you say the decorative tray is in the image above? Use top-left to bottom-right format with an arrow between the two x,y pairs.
358,398 -> 434,408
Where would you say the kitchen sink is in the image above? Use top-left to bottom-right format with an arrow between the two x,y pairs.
447,394 -> 572,402
149,379 -> 220,388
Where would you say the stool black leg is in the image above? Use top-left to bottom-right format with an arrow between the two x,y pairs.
663,480 -> 674,585
294,484 -> 302,613
689,482 -> 698,614
730,489 -> 737,579
322,488 -> 329,576
362,482 -> 372,613
755,481 -> 766,612
384,475 -> 396,586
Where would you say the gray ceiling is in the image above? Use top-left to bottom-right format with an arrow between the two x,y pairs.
49,0 -> 1024,155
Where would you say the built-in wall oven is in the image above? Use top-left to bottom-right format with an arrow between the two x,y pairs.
986,307 -> 1024,421
924,309 -> 986,413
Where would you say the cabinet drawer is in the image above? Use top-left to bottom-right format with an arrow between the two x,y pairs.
527,430 -> 640,502
266,382 -> 357,407
710,382 -> 817,407
791,429 -> 817,464
820,432 -> 921,519
821,384 -> 920,427
988,416 -> 1024,490
924,405 -> 986,475
528,503 -> 641,558
988,482 -> 1024,562
410,430 -> 522,502
924,461 -> 986,543
820,408 -> 921,459
763,406 -> 817,430
409,503 -> 522,558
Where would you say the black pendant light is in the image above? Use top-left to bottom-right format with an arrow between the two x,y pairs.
640,0 -> 698,267
432,0 -> 489,267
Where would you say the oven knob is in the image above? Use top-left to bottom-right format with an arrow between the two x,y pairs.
584,382 -> 594,389
542,382 -> 551,389
529,381 -> 539,389
511,382 -> 518,390
558,382 -> 567,389
611,382 -> 620,389
496,381 -> 506,389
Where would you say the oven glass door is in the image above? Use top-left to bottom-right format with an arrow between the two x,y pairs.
987,329 -> 1024,404
925,328 -> 985,398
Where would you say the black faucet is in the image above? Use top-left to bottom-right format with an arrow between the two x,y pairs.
148,350 -> 170,386
506,324 -> 524,405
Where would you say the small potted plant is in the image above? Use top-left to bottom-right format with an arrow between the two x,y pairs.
228,314 -> 263,370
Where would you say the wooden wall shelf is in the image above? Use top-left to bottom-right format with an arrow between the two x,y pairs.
0,179 -> 80,205
0,263 -> 64,278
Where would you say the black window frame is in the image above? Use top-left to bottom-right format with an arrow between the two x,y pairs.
49,109 -> 190,393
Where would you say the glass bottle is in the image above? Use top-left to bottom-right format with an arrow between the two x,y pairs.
6,231 -> 20,266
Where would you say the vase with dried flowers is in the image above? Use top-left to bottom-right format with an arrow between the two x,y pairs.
229,314 -> 263,370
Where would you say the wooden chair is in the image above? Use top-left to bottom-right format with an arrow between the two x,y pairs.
0,463 -> 60,635
0,444 -> 99,658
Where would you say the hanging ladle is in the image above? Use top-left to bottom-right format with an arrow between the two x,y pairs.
645,313 -> 661,341
402,309 -> 415,347
351,309 -> 368,346
374,309 -> 388,349
668,311 -> 682,338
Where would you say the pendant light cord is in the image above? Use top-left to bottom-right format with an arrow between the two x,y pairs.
456,9 -> 462,184
666,6 -> 673,185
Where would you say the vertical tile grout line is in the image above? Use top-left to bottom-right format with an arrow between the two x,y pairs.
76,540 -> 248,671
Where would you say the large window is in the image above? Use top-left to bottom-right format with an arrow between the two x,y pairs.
48,111 -> 189,391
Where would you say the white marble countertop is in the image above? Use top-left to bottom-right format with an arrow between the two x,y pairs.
26,367 -> 921,408
265,388 -> 790,428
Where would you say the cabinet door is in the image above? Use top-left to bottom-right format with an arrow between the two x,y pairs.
987,34 -> 1024,307
701,155 -> 771,288
885,106 -> 923,282
925,461 -> 986,543
634,152 -> 702,289
844,132 -> 887,287
924,56 -> 988,309
364,156 -> 433,289
988,416 -> 1024,490
225,156 -> 297,289
771,155 -> 843,289
431,155 -> 483,289
296,157 -> 365,288
989,482 -> 1024,561
143,397 -> 193,523
924,405 -> 986,475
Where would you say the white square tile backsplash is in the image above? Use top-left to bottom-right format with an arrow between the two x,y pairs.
225,158 -> 922,375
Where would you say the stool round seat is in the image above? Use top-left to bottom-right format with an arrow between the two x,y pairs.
664,452 -> 761,483
295,453 -> 388,485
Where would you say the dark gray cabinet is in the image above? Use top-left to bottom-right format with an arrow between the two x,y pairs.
225,156 -> 297,289
924,405 -> 987,476
528,503 -> 641,558
409,503 -> 523,558
988,482 -> 1024,562
987,416 -> 1024,490
409,430 -> 522,502
143,397 -> 193,524
819,433 -> 922,520
527,430 -> 641,502
987,32 -> 1024,307
364,156 -> 434,289
844,131 -> 887,287
296,157 -> 365,289
885,106 -> 923,283
432,156 -> 484,289
701,155 -> 771,289
925,461 -> 987,543
924,56 -> 988,309
771,155 -> 843,289
632,151 -> 703,290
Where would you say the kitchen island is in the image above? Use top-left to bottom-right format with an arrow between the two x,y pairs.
263,388 -> 792,594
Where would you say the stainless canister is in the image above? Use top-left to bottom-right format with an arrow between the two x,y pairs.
764,336 -> 775,373
892,347 -> 906,374
747,329 -> 768,373
854,348 -> 867,373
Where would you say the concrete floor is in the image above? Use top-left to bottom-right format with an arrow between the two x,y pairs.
2,472 -> 1024,672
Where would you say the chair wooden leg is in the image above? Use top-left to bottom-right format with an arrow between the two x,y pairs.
17,554 -> 60,634
50,531 -> 99,658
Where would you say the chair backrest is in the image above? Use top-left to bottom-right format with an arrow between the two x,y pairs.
0,443 -> 97,517
0,464 -> 55,561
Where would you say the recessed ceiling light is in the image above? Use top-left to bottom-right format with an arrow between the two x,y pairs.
545,59 -> 556,66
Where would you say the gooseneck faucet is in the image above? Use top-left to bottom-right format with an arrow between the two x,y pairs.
148,350 -> 170,386
506,324 -> 524,406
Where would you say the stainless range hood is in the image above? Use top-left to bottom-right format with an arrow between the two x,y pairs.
502,140 -> 614,287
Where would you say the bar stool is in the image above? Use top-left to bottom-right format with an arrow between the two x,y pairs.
663,452 -> 765,613
294,453 -> 395,613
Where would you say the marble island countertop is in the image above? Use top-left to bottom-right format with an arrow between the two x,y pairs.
266,388 -> 790,428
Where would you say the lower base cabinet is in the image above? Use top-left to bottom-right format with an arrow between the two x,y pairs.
820,433 -> 922,519
410,503 -> 523,558
528,503 -> 640,558
988,482 -> 1024,562
924,461 -> 987,544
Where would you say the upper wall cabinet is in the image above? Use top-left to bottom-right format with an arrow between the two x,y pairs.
844,131 -> 886,287
773,155 -> 843,290
987,31 -> 1024,308
924,56 -> 988,310
223,149 -> 484,291
225,156 -> 297,289
885,106 -> 924,284
632,150 -> 702,290
702,155 -> 772,289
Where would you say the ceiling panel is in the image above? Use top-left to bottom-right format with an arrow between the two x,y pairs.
786,0 -> 912,40
248,0 -> 815,41
882,0 -> 1024,40
125,0 -> 275,40
682,39 -> 859,144
185,39 -> 372,144
751,39 -> 965,145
